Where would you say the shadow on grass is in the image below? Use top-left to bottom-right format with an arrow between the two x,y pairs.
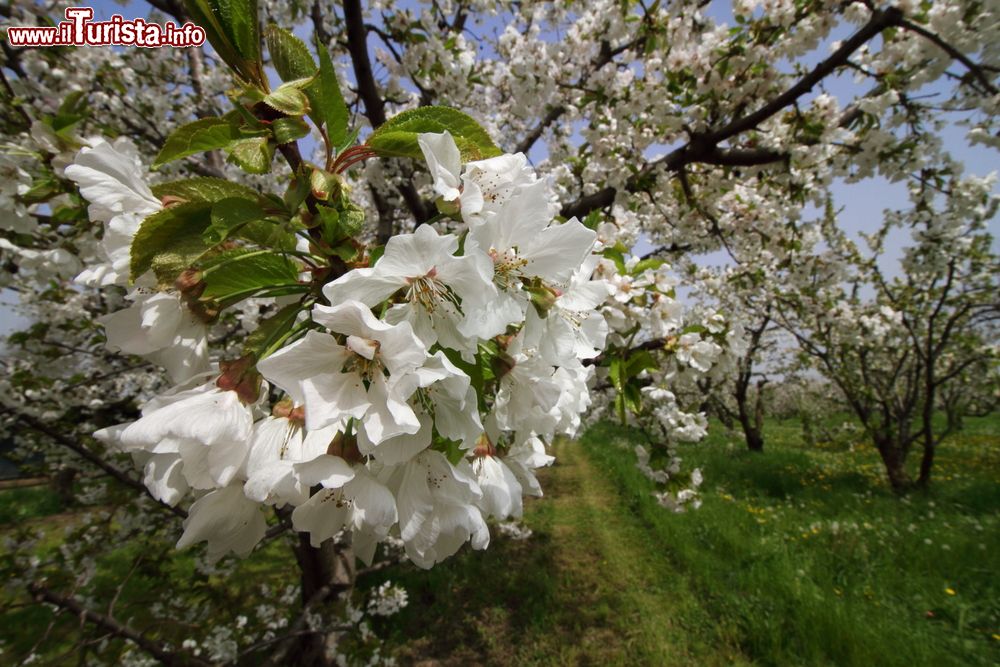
372,528 -> 562,665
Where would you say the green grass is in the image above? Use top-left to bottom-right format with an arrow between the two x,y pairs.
377,414 -> 1000,665
0,484 -> 62,525
2,414 -> 997,665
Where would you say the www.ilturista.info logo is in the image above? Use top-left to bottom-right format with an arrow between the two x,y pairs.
6,7 -> 206,48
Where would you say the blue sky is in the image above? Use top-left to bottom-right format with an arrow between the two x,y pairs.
1,0 -> 996,335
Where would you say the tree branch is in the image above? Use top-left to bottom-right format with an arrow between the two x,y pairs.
28,581 -> 210,667
7,410 -> 187,519
559,7 -> 904,220
897,17 -> 998,95
342,0 -> 431,224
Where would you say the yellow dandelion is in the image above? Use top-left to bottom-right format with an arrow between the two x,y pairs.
945,587 -> 956,596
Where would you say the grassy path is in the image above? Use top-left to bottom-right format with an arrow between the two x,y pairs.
379,439 -> 743,665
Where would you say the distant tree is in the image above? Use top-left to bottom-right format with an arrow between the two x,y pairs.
779,175 -> 998,490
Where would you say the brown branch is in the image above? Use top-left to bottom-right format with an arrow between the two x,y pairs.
8,411 -> 187,519
515,104 -> 566,155
704,7 -> 903,144
310,0 -> 334,57
28,582 -> 210,667
343,0 -> 386,128
559,7 -> 904,220
897,17 -> 998,95
342,0 -> 431,224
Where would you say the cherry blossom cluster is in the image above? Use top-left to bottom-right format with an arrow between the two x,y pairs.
74,131 -> 606,568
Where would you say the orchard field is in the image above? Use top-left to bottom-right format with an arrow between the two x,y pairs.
4,413 -> 998,666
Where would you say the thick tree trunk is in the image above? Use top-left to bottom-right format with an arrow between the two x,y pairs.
736,380 -> 764,452
875,437 -> 912,492
284,535 -> 356,667
917,440 -> 935,487
742,417 -> 765,452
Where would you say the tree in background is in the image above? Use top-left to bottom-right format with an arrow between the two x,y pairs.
778,173 -> 998,490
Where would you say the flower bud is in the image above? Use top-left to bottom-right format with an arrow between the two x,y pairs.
491,351 -> 516,379
327,430 -> 363,464
310,168 -> 343,202
175,268 -> 205,299
525,279 -> 561,318
473,433 -> 496,458
217,355 -> 262,404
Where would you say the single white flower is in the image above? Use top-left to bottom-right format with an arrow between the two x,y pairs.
243,415 -> 351,506
118,378 -> 260,488
98,290 -> 210,383
322,224 -> 495,352
471,448 -> 523,520
387,450 -> 489,569
504,435 -> 555,497
461,181 -> 597,339
257,300 -> 428,443
64,138 -> 160,286
177,484 -> 267,561
417,131 -> 537,225
291,465 -> 398,565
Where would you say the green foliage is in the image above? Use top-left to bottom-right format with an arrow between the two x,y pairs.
184,0 -> 263,86
151,177 -> 261,204
271,116 -> 310,144
225,135 -> 274,173
315,202 -> 364,243
375,415 -> 1000,665
265,24 -> 316,82
243,301 -> 305,358
312,37 -> 350,146
608,350 -> 657,423
203,197 -> 265,244
365,107 -> 502,161
199,249 -> 300,301
262,78 -> 313,116
152,115 -> 249,168
129,202 -> 213,282
0,486 -> 62,525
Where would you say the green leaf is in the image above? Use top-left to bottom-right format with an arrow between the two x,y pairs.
608,355 -> 630,424
200,249 -> 301,301
315,202 -> 364,243
20,177 -> 61,204
365,106 -> 501,161
244,301 -> 305,358
625,350 -> 657,378
263,79 -> 312,115
334,127 -> 360,157
434,433 -> 468,466
130,202 -> 213,282
367,244 -> 385,266
185,0 -> 263,85
237,218 -> 301,251
271,117 -> 310,144
204,197 -> 265,244
602,245 -> 627,274
623,382 -> 643,414
311,38 -> 350,146
226,136 -> 274,174
630,258 -> 665,276
152,177 -> 260,204
153,116 -> 243,168
265,24 -> 317,82
582,209 -> 603,231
